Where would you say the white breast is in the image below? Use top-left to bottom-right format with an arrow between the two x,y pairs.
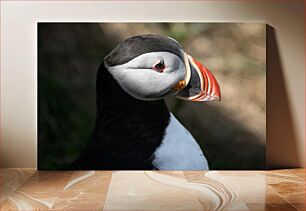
153,113 -> 209,170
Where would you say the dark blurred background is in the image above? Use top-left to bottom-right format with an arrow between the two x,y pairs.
38,23 -> 266,170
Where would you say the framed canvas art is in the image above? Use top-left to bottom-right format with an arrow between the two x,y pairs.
38,23 -> 266,170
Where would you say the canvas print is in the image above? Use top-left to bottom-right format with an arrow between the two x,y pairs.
38,23 -> 266,170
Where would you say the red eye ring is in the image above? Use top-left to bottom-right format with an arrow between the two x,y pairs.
152,60 -> 165,72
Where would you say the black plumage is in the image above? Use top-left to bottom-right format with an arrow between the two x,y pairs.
105,34 -> 184,66
70,63 -> 170,170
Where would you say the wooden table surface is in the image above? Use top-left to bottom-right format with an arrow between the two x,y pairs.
0,169 -> 304,210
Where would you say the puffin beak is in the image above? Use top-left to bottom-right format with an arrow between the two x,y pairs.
173,53 -> 221,102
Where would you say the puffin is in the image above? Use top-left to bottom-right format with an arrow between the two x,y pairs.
70,34 -> 221,170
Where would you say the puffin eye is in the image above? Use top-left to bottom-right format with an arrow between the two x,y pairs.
152,60 -> 165,72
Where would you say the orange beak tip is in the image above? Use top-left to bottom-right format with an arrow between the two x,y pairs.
174,54 -> 221,103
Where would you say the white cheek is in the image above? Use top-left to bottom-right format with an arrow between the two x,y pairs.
107,52 -> 186,99
111,68 -> 183,98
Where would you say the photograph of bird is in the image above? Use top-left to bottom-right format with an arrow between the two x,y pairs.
70,34 -> 221,170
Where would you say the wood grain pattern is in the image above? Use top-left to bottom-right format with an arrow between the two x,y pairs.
266,169 -> 305,203
1,171 -> 73,210
52,171 -> 112,210
184,171 -> 250,210
0,169 -> 304,210
0,169 -> 35,203
104,171 -> 203,210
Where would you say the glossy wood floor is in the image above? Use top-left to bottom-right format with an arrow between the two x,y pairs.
0,169 -> 304,210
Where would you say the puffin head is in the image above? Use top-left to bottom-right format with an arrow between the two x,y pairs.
104,34 -> 221,102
